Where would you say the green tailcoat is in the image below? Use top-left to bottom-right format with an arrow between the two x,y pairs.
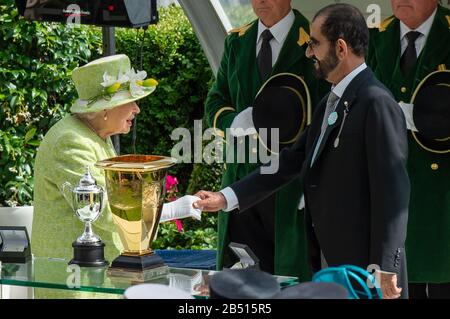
205,10 -> 324,280
368,5 -> 450,282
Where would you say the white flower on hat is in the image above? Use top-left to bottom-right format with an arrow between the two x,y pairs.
100,71 -> 129,95
100,72 -> 116,88
85,68 -> 158,107
117,71 -> 130,84
126,68 -> 148,98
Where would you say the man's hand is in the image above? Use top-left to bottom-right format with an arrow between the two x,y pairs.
193,191 -> 227,212
160,195 -> 202,222
378,272 -> 402,299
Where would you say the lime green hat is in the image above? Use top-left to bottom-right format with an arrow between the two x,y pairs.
70,54 -> 158,113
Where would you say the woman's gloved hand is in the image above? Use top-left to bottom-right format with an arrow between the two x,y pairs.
160,195 -> 202,223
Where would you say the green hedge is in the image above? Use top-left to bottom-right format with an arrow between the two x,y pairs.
0,2 -> 221,249
0,0 -> 101,206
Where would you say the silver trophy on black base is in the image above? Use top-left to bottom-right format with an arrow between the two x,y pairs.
62,166 -> 109,267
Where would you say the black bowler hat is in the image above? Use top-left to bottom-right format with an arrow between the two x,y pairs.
275,282 -> 349,299
411,70 -> 450,153
208,268 -> 280,299
252,73 -> 311,154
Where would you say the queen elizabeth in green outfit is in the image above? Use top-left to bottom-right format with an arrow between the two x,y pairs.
32,55 -> 200,282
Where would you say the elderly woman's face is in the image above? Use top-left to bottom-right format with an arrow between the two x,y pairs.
107,102 -> 140,135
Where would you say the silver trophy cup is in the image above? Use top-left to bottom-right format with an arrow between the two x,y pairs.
62,166 -> 108,267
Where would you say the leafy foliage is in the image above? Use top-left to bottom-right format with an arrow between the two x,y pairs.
223,3 -> 256,28
0,0 -> 101,206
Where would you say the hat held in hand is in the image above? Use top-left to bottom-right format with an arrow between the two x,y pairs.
411,70 -> 450,153
252,73 -> 311,154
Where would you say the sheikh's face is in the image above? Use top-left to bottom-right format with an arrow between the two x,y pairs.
306,17 -> 340,82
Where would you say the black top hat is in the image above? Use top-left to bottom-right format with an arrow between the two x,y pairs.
275,282 -> 349,299
208,268 -> 280,299
411,70 -> 450,153
252,73 -> 311,154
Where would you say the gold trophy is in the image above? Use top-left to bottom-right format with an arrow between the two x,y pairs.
95,155 -> 176,276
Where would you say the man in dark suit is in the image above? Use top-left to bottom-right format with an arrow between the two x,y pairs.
194,3 -> 410,299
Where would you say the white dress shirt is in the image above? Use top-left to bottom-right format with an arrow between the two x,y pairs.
399,8 -> 436,57
221,63 -> 368,212
397,9 -> 436,132
330,63 -> 368,99
256,10 -> 295,66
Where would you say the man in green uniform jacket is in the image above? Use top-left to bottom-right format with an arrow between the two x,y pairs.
204,0 -> 323,280
367,0 -> 450,298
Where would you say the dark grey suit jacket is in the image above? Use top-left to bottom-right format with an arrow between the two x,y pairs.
231,68 -> 410,298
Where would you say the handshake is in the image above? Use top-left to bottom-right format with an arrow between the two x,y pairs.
160,195 -> 202,223
159,191 -> 228,223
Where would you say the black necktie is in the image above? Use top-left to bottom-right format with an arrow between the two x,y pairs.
257,29 -> 274,81
400,31 -> 421,76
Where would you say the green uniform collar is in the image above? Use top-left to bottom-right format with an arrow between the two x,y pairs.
231,9 -> 310,104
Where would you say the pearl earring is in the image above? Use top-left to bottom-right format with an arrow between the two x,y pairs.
104,112 -> 108,121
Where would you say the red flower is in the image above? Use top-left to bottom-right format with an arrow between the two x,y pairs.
165,175 -> 183,232
175,220 -> 184,232
165,175 -> 178,192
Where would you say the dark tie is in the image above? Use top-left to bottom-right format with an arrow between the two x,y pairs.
400,31 -> 421,76
257,29 -> 274,81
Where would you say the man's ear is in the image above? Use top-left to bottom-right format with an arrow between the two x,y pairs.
336,39 -> 348,60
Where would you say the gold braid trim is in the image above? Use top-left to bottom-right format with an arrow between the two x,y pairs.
379,17 -> 395,32
411,131 -> 450,154
213,106 -> 236,137
298,27 -> 310,46
229,22 -> 253,37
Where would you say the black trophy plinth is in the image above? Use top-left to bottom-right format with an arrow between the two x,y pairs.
110,252 -> 165,271
69,241 -> 109,267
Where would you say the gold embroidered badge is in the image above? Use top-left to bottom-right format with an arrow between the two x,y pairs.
298,27 -> 310,46
230,23 -> 252,37
379,17 -> 395,32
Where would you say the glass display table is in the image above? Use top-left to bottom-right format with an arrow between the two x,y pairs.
0,256 -> 298,298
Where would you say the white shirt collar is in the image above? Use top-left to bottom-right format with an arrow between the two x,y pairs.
400,7 -> 437,40
332,63 -> 367,98
257,10 -> 295,45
